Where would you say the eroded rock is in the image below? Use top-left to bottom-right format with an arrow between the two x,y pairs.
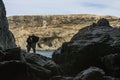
0,48 -> 62,80
52,18 -> 120,76
102,53 -> 120,77
0,0 -> 16,50
97,18 -> 110,27
74,67 -> 105,80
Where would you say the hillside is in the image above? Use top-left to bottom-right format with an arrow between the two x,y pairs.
8,14 -> 120,50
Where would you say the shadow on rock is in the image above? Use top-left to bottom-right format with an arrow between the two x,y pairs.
0,47 -> 62,80
52,18 -> 120,78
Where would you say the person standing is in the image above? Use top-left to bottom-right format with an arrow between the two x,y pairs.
26,34 -> 39,53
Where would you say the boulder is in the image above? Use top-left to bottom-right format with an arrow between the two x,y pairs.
0,48 -> 24,62
52,47 -> 62,63
0,60 -> 28,80
74,67 -> 105,80
0,48 -> 28,80
102,53 -> 120,77
25,52 -> 62,76
52,19 -> 120,75
0,48 -> 62,80
52,36 -> 116,75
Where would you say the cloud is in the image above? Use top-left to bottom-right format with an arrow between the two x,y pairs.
81,2 -> 107,9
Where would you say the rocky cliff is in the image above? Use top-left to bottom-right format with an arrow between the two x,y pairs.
8,14 -> 120,50
8,14 -> 120,28
0,0 -> 16,50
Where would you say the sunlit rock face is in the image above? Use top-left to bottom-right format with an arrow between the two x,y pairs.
0,0 -> 16,50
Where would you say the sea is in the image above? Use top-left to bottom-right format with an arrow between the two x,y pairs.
36,50 -> 54,58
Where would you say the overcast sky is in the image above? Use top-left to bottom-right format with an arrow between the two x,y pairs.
3,0 -> 120,17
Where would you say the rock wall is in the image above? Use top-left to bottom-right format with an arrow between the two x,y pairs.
0,0 -> 16,50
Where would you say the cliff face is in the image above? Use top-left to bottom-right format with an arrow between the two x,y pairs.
8,14 -> 120,28
8,14 -> 120,50
0,0 -> 16,50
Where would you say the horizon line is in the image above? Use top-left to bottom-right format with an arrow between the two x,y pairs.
6,13 -> 119,18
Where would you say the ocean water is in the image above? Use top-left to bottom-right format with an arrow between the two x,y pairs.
36,50 -> 54,58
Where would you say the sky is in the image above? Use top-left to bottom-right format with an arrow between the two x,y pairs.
3,0 -> 120,17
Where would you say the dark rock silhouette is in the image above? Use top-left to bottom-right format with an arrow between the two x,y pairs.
0,48 -> 62,80
97,18 -> 110,27
0,0 -> 16,50
102,53 -> 120,77
52,18 -> 120,78
74,67 -> 105,80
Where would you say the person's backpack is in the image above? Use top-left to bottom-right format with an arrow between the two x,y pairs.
31,36 -> 39,43
34,36 -> 39,42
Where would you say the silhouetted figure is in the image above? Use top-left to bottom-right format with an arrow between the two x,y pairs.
26,34 -> 39,53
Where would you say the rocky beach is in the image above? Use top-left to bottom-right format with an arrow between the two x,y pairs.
0,0 -> 120,80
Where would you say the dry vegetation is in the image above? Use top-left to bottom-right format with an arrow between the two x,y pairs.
9,14 -> 120,50
10,25 -> 84,50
